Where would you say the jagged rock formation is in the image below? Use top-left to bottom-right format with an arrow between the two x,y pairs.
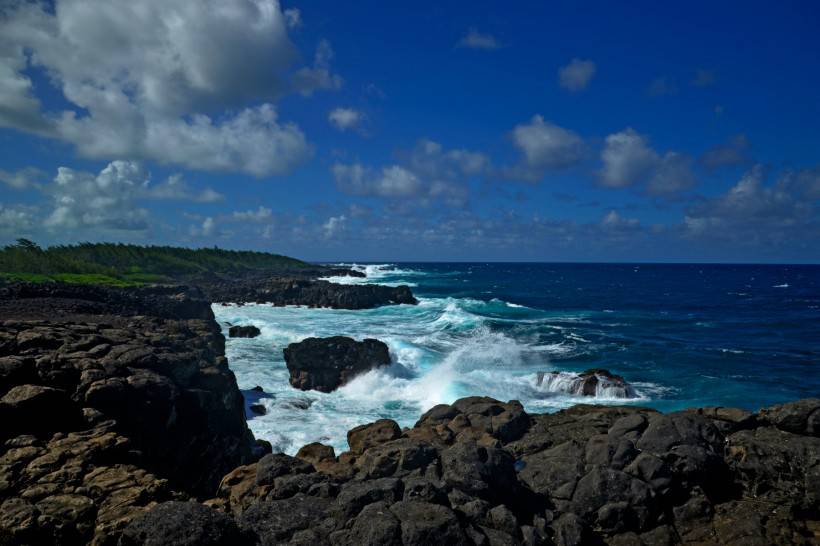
198,396 -> 820,546
201,277 -> 417,309
0,284 -> 260,545
537,368 -> 637,399
284,336 -> 392,392
228,325 -> 261,339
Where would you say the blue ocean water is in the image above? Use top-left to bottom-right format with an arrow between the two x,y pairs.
213,263 -> 820,455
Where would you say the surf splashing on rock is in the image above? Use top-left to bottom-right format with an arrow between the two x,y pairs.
213,263 -> 669,454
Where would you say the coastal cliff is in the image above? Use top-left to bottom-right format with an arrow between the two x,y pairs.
1,282 -> 818,545
0,283 -> 260,544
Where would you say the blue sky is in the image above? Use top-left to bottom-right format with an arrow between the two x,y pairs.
1,0 -> 819,262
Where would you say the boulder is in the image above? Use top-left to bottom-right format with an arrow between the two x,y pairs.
0,384 -> 82,438
238,494 -> 332,544
284,336 -> 391,392
119,501 -> 248,546
228,325 -> 261,339
389,501 -> 468,546
347,419 -> 402,454
295,442 -> 336,466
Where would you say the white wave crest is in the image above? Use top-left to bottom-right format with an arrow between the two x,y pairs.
534,370 -> 639,399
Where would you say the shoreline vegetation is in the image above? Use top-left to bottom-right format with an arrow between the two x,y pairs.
0,239 -> 316,286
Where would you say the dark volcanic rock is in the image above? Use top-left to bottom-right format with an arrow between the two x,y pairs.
284,336 -> 391,392
228,325 -> 261,339
209,396 -> 820,546
0,283 -> 258,545
0,384 -> 83,436
120,501 -> 248,546
201,277 -> 417,309
536,368 -> 637,398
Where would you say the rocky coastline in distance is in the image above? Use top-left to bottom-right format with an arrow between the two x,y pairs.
0,278 -> 818,545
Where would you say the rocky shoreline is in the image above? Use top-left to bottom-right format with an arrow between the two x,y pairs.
203,277 -> 417,309
1,282 -> 818,545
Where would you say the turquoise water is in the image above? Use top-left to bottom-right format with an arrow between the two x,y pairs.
213,263 -> 820,454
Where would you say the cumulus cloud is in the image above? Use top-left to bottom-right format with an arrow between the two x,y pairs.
0,0 -> 333,176
648,152 -> 696,196
292,40 -> 343,96
558,59 -> 596,91
600,210 -> 640,229
333,164 -> 422,198
323,215 -> 347,238
328,108 -> 364,131
145,174 -> 224,203
332,139 -> 486,205
457,28 -> 501,50
684,165 -> 818,246
701,134 -> 750,169
504,116 -> 585,181
0,204 -> 36,234
600,128 -> 696,196
2,160 -> 229,237
233,206 -> 274,222
0,167 -> 47,189
44,161 -> 151,232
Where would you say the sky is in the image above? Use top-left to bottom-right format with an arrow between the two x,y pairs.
1,0 -> 819,262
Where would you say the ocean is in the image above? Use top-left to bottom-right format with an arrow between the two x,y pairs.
213,263 -> 820,455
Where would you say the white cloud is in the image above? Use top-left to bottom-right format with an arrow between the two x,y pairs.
600,129 -> 657,188
457,28 -> 501,50
601,210 -> 639,229
558,58 -> 596,91
333,164 -> 422,198
648,152 -> 696,196
16,160 -> 228,236
701,134 -> 750,169
684,165 -> 817,244
145,174 -> 224,203
283,8 -> 301,29
201,217 -> 216,236
504,116 -> 585,181
332,139 -> 486,205
600,128 -> 695,196
0,204 -> 36,234
292,40 -> 343,96
328,108 -> 364,131
0,0 -> 328,176
323,215 -> 346,238
0,167 -> 47,189
405,139 -> 488,179
44,161 -> 151,232
233,206 -> 273,222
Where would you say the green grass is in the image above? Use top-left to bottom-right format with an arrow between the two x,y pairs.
0,272 -> 140,287
0,240 -> 315,287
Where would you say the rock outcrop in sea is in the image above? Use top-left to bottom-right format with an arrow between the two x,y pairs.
284,336 -> 391,392
228,325 -> 261,338
537,368 -> 638,399
201,277 -> 417,309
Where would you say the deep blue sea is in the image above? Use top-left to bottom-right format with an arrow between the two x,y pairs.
213,263 -> 820,454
